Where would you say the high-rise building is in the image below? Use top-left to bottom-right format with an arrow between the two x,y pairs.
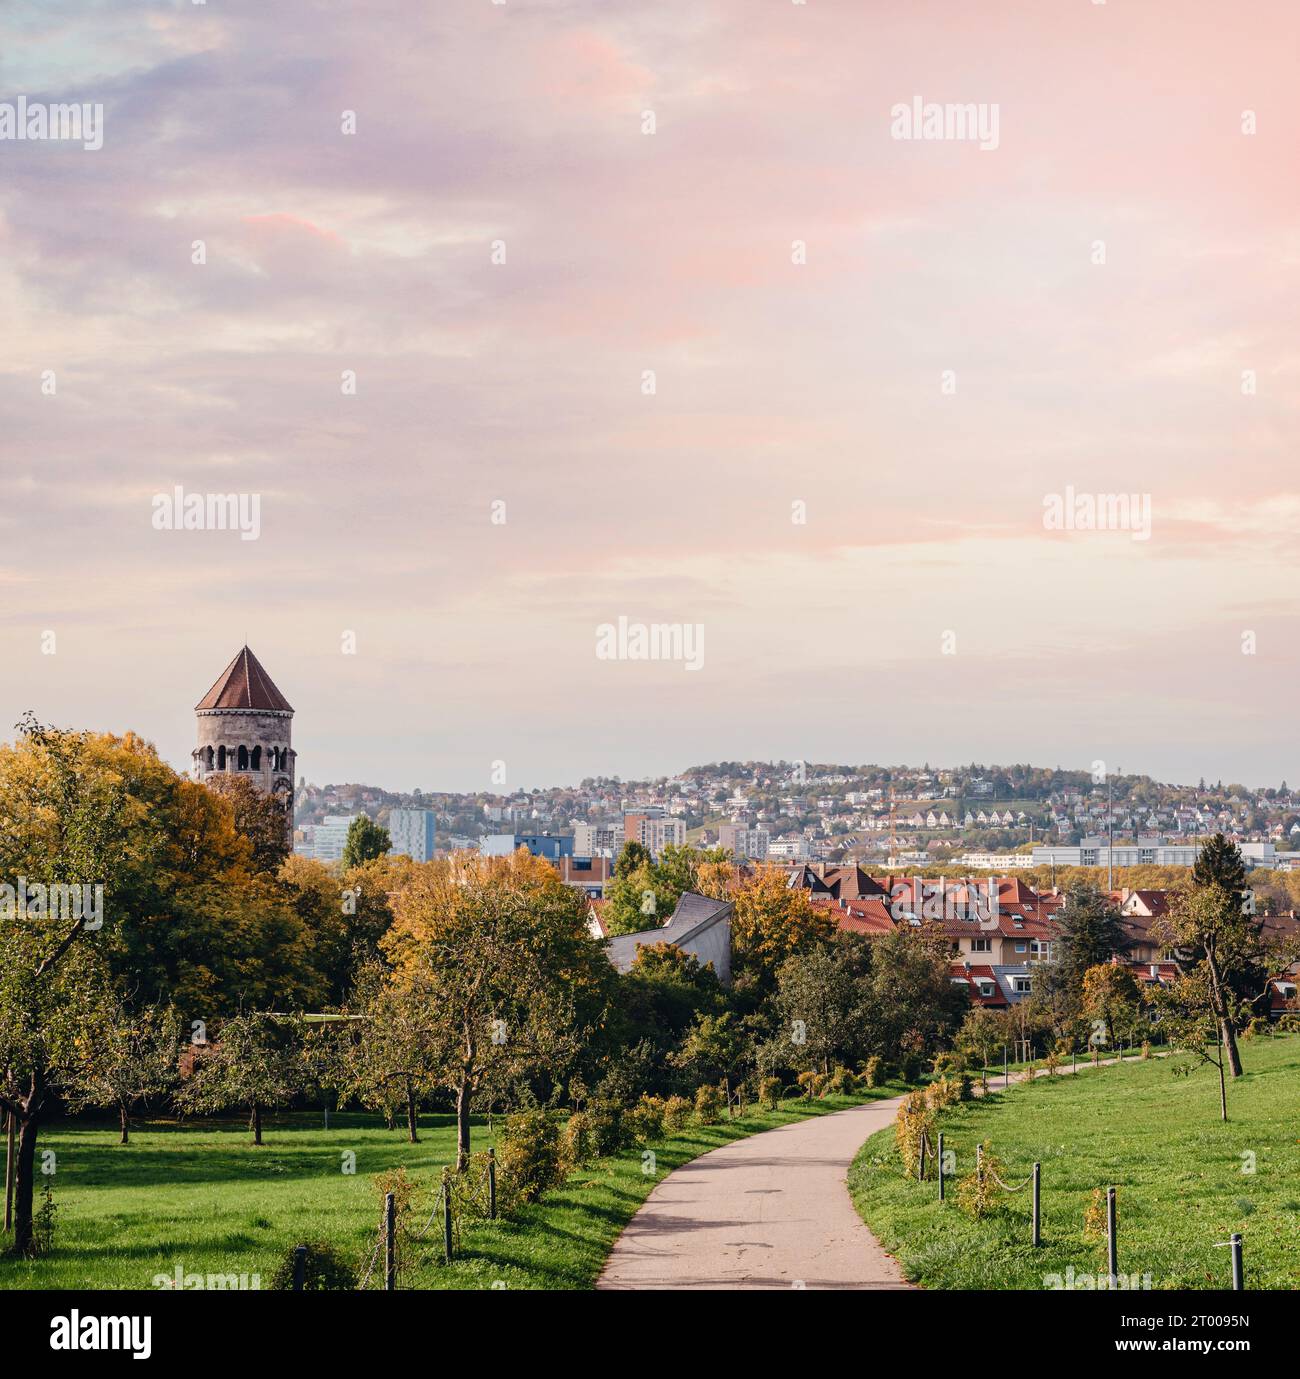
624,814 -> 686,856
719,824 -> 770,861
388,808 -> 437,862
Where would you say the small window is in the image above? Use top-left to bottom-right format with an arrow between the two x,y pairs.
1014,976 -> 1032,994
1015,941 -> 1027,953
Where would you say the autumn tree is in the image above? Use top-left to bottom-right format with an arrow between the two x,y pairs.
381,850 -> 612,1168
868,924 -> 968,1065
0,716 -> 141,1254
204,773 -> 289,872
674,1012 -> 751,1105
730,868 -> 837,987
1080,963 -> 1142,1048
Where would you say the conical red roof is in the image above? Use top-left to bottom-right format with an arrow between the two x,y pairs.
196,646 -> 293,713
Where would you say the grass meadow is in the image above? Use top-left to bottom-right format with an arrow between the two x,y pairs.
1,1084 -> 907,1291
848,1032 -> 1300,1290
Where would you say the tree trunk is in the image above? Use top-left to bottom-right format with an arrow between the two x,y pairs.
4,1108 -> 14,1232
118,1104 -> 129,1146
1217,1053 -> 1228,1123
11,1111 -> 39,1256
455,1081 -> 472,1170
250,1103 -> 262,1146
1219,1017 -> 1243,1078
405,1080 -> 419,1144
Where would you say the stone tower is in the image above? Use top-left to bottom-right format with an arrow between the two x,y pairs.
193,647 -> 297,824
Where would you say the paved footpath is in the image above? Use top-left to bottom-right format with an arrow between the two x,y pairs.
597,1094 -> 914,1290
598,1056 -> 1148,1290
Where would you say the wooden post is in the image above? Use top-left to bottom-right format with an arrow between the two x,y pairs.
1106,1186 -> 1118,1289
442,1170 -> 453,1264
937,1133 -> 945,1202
488,1147 -> 497,1220
918,1131 -> 926,1182
1230,1233 -> 1243,1291
384,1191 -> 396,1291
4,1109 -> 14,1233
1031,1162 -> 1041,1246
1003,1048 -> 1008,1088
1072,1048 -> 1077,1075
292,1244 -> 307,1291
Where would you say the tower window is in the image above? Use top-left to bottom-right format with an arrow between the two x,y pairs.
217,746 -> 226,770
237,745 -> 249,770
251,746 -> 261,770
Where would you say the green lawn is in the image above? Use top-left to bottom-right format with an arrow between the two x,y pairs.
848,1033 -> 1300,1290
0,1084 -> 908,1291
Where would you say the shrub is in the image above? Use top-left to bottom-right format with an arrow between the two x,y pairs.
932,1051 -> 964,1076
693,1083 -> 725,1125
826,1065 -> 858,1095
861,1055 -> 885,1088
1243,1017 -> 1271,1041
586,1100 -> 628,1156
1277,1014 -> 1300,1033
1083,1186 -> 1112,1244
1140,1040 -> 1152,1061
958,1073 -> 974,1102
1043,1051 -> 1061,1077
894,1089 -> 934,1179
758,1075 -> 783,1110
662,1094 -> 693,1133
899,1053 -> 922,1083
560,1110 -> 593,1168
496,1109 -> 565,1206
926,1076 -> 961,1111
956,1141 -> 1004,1220
625,1094 -> 666,1144
268,1239 -> 357,1291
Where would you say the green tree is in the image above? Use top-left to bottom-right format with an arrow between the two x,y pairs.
674,1011 -> 750,1105
772,937 -> 874,1076
204,773 -> 289,872
341,816 -> 391,870
179,1010 -> 304,1145
65,999 -> 180,1145
868,925 -> 968,1064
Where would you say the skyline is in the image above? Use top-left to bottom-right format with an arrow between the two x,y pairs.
5,0 -> 1300,791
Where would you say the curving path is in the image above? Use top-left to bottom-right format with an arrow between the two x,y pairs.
597,1095 -> 914,1290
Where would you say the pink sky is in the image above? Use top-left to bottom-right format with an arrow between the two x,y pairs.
2,0 -> 1298,792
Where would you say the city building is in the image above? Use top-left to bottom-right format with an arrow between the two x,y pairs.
297,813 -> 362,863
623,814 -> 686,856
388,807 -> 437,862
718,824 -> 770,861
480,832 -> 575,862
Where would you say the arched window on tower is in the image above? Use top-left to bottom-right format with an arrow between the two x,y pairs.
217,745 -> 226,771
204,746 -> 214,770
251,746 -> 262,771
237,745 -> 249,770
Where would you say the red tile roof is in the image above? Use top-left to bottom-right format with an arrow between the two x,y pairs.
196,646 -> 293,713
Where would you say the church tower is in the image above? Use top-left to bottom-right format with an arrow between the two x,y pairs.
193,647 -> 297,822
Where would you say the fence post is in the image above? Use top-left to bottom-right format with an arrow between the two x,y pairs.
937,1133 -> 945,1202
1106,1186 -> 1118,1289
292,1244 -> 307,1292
1003,1047 -> 1008,1088
384,1191 -> 396,1291
442,1169 -> 453,1264
488,1146 -> 497,1220
1230,1233 -> 1243,1291
1072,1048 -> 1077,1075
1031,1163 -> 1041,1247
918,1131 -> 926,1183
